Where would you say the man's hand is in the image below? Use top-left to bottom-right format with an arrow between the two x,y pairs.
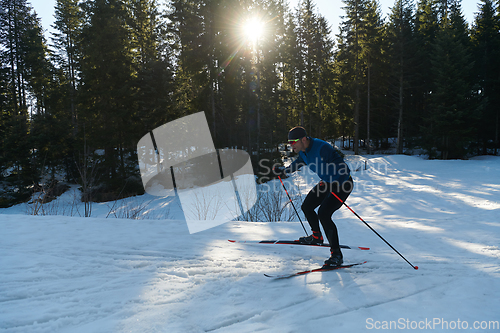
272,165 -> 286,177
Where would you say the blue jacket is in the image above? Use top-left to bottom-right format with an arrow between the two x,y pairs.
285,138 -> 350,184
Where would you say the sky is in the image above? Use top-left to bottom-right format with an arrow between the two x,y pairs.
31,0 -> 480,41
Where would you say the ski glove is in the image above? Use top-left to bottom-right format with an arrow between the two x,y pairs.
272,165 -> 286,177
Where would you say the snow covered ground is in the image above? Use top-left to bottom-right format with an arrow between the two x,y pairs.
1,154 -> 500,332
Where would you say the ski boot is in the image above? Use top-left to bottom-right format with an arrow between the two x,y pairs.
324,251 -> 343,267
298,231 -> 324,245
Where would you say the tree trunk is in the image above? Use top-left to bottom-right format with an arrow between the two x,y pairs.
397,68 -> 404,154
366,54 -> 371,154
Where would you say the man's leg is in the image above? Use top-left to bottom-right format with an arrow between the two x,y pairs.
319,179 -> 353,265
300,183 -> 329,242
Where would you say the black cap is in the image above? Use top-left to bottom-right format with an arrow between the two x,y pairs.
288,126 -> 307,140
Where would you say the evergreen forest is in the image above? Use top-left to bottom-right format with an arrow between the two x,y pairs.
1,0 -> 499,207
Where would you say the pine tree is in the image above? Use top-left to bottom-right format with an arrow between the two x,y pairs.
52,0 -> 82,138
0,1 -> 44,174
255,0 -> 288,149
166,0 -> 207,117
386,0 -> 416,154
79,0 -> 136,185
414,0 -> 440,153
360,0 -> 386,154
471,0 -> 500,154
0,0 -> 49,201
427,0 -> 478,159
30,66 -> 74,182
333,26 -> 356,147
280,9 -> 301,132
295,0 -> 316,130
335,0 -> 387,154
126,0 -> 174,138
335,0 -> 367,153
272,1 -> 296,141
315,15 -> 337,139
294,0 -> 334,137
343,0 -> 370,154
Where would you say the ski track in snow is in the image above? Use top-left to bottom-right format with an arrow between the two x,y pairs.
1,155 -> 500,332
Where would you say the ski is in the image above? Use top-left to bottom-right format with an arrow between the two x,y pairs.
228,239 -> 370,251
264,261 -> 367,279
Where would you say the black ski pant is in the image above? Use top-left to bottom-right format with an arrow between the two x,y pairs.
301,177 -> 353,254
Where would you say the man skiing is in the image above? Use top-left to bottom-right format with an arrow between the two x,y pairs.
275,126 -> 353,267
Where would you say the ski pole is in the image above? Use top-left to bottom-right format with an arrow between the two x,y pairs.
330,191 -> 419,270
278,176 -> 308,235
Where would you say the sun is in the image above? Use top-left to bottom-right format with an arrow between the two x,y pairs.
242,17 -> 264,42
